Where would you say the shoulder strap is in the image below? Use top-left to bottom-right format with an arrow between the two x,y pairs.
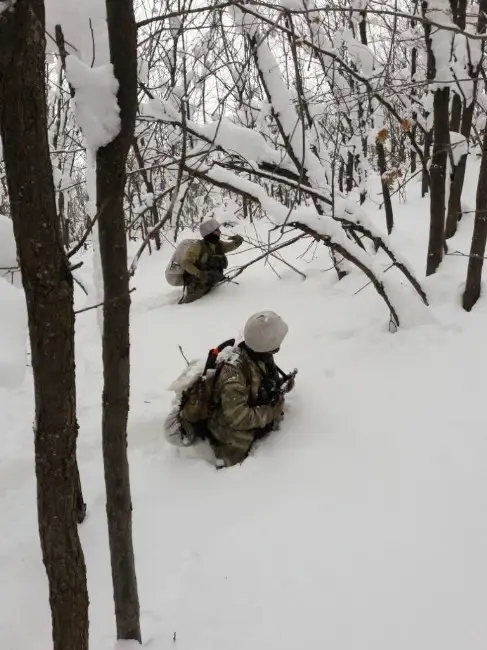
203,338 -> 236,375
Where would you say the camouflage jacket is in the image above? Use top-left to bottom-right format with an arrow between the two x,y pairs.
180,237 -> 242,278
207,346 -> 284,464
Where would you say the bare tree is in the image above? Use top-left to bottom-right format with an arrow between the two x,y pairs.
462,126 -> 487,311
423,1 -> 451,276
0,1 -> 88,649
97,0 -> 141,641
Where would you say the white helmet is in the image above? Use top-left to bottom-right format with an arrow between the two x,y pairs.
200,217 -> 221,238
243,311 -> 288,353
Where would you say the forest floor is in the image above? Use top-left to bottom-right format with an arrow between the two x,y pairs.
1,168 -> 487,650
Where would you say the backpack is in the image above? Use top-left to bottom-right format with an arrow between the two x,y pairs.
164,338 -> 237,445
165,239 -> 199,286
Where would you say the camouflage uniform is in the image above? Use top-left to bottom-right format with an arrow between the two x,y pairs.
180,237 -> 242,304
207,346 -> 284,466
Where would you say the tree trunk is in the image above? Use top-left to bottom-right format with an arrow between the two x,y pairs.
426,87 -> 450,275
422,130 -> 433,196
338,158 -> 344,193
462,127 -> 487,311
376,141 -> 394,234
346,150 -> 354,192
449,94 -> 462,133
0,2 -> 88,650
445,0 -> 486,238
132,137 -> 161,250
410,44 -> 418,174
96,0 -> 141,641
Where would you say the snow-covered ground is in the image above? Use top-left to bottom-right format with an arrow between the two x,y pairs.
2,172 -> 487,650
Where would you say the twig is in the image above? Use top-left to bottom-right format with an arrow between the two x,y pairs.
89,18 -> 96,67
242,235 -> 307,279
75,287 -> 136,315
54,24 -> 75,98
68,197 -> 110,258
446,249 -> 487,260
178,345 -> 190,366
72,274 -> 88,296
354,263 -> 395,295
226,235 -> 305,281
293,223 -> 400,328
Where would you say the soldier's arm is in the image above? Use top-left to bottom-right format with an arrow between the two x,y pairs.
217,364 -> 276,432
180,242 -> 202,277
221,235 -> 243,254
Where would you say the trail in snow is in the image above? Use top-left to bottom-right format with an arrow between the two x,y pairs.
1,178 -> 487,650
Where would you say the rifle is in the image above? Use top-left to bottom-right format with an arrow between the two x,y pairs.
255,367 -> 298,408
278,367 -> 298,394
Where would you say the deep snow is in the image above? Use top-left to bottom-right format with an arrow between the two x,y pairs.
1,173 -> 487,650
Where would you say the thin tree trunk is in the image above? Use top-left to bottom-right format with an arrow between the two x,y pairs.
346,150 -> 354,192
132,137 -> 161,250
410,13 -> 418,174
0,2 -> 88,649
426,87 -> 450,275
423,0 -> 450,275
338,158 -> 344,193
449,95 -> 462,133
422,130 -> 433,197
376,141 -> 394,234
462,127 -> 487,310
96,0 -> 141,641
445,0 -> 486,238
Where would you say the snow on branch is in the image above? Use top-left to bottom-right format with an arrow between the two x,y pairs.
65,55 -> 121,153
231,6 -> 331,197
141,98 -> 298,181
290,218 -> 401,329
181,160 -> 426,327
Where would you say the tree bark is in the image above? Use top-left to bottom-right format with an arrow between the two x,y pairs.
423,1 -> 450,275
449,95 -> 462,134
96,0 -> 141,641
0,2 -> 88,649
445,0 -> 486,239
462,127 -> 487,311
426,87 -> 450,275
376,141 -> 394,234
132,137 -> 161,250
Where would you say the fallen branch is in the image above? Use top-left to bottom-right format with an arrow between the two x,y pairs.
292,222 -> 400,328
226,234 -> 306,281
242,234 -> 307,279
335,219 -> 429,305
75,287 -> 136,315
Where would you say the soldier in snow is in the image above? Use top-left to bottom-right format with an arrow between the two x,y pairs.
206,311 -> 295,467
179,217 -> 243,304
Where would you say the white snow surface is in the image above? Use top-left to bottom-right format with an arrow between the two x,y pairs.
0,277 -> 27,387
1,167 -> 487,649
65,56 -> 121,154
0,213 -> 17,268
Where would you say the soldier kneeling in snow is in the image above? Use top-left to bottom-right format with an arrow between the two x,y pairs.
165,311 -> 296,468
178,217 -> 243,304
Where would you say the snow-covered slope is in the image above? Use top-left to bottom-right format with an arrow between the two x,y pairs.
1,175 -> 487,650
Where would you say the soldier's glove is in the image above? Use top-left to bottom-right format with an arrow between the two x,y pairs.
230,234 -> 244,246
